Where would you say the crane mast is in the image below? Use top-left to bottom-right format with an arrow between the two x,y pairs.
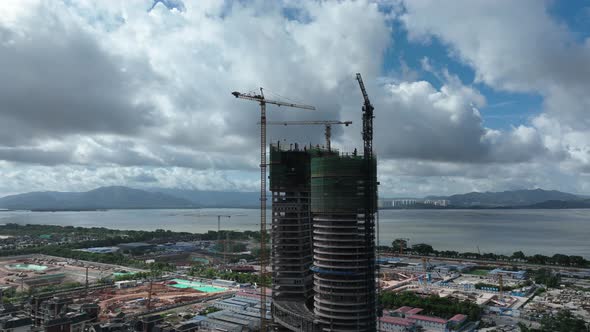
232,89 -> 315,331
265,120 -> 352,151
356,73 -> 374,158
217,215 -> 231,265
356,73 -> 378,326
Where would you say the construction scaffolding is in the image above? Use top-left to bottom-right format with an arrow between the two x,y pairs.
270,143 -> 314,302
310,153 -> 377,332
270,143 -> 323,332
268,73 -> 379,331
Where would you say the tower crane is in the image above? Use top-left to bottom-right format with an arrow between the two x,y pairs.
217,215 -> 231,264
355,73 -> 374,159
231,88 -> 315,331
421,257 -> 433,291
356,73 -> 379,324
498,274 -> 504,303
265,120 -> 352,151
398,238 -> 410,256
197,213 -> 248,265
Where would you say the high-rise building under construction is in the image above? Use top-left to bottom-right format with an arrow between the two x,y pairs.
271,72 -> 377,332
310,154 -> 377,331
270,143 -> 318,332
270,145 -> 377,332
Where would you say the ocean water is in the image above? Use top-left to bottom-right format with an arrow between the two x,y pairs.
0,208 -> 588,258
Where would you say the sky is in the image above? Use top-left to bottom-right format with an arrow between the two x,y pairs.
0,0 -> 589,198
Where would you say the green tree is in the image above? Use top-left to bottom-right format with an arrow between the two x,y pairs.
530,254 -> 549,265
568,255 -> 587,267
538,310 -> 588,332
511,251 -> 526,260
551,254 -> 570,266
534,269 -> 560,288
391,239 -> 408,253
411,244 -> 434,255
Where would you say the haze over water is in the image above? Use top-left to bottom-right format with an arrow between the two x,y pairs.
1,208 -> 588,258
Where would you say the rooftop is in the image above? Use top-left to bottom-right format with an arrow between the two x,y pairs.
408,314 -> 447,325
117,242 -> 153,248
393,306 -> 414,313
489,269 -> 526,275
406,308 -> 424,315
449,314 -> 467,322
379,316 -> 414,327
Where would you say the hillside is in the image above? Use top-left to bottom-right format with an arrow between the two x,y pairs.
524,199 -> 590,209
426,189 -> 581,207
152,188 -> 259,208
0,186 -> 194,210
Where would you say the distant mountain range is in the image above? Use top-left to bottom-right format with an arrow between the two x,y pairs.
0,186 -> 195,210
147,188 -> 259,208
524,198 -> 590,209
424,189 -> 584,208
0,187 -> 588,210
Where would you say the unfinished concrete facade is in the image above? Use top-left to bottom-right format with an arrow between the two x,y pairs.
310,154 -> 377,332
270,145 -> 378,332
269,144 -> 317,332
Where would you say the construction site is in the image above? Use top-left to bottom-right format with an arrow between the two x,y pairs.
95,281 -> 228,319
379,257 -> 534,308
0,255 -> 142,291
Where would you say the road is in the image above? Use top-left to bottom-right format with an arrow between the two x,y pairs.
387,254 -> 590,272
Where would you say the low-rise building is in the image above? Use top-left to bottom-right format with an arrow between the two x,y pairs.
211,279 -> 237,288
379,316 -> 416,331
386,306 -> 472,332
117,243 -> 155,253
0,315 -> 32,332
447,314 -> 467,330
410,314 -> 448,331
489,269 -> 527,280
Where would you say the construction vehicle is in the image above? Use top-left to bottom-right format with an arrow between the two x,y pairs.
265,120 -> 352,151
231,88 -> 315,331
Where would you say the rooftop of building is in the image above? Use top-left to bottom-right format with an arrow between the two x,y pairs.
393,306 -> 414,313
236,290 -> 272,298
489,268 -> 526,274
406,308 -> 424,315
390,306 -> 452,325
0,315 -> 32,329
117,242 -> 153,248
379,316 -> 414,327
189,315 -> 207,322
408,314 -> 448,325
448,314 -> 467,322
202,317 -> 242,330
175,321 -> 200,331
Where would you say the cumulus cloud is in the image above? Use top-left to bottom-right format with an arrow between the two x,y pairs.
0,0 -> 393,193
353,70 -> 546,164
0,2 -> 158,146
400,0 -> 590,173
0,0 -> 588,196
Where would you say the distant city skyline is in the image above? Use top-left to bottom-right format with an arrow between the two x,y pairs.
1,0 -> 589,197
